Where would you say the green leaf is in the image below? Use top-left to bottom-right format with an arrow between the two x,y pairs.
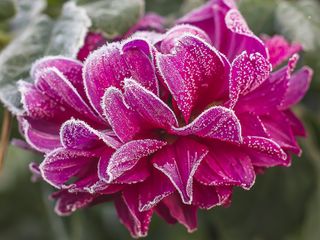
0,2 -> 91,113
11,0 -> 47,31
77,0 -> 144,38
0,16 -> 53,114
46,2 -> 91,57
276,0 -> 320,51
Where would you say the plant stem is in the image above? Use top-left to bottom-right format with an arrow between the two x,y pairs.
0,108 -> 11,172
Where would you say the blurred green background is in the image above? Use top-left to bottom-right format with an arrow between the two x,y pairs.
0,0 -> 320,239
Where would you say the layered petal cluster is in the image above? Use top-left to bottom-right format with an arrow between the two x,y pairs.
18,0 -> 312,238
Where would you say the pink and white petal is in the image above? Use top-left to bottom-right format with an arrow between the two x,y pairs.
153,138 -> 208,204
31,56 -> 86,99
18,81 -> 73,123
52,190 -> 94,216
83,40 -> 157,116
162,193 -> 198,233
19,118 -> 61,153
280,67 -> 313,109
243,136 -> 289,167
115,190 -> 153,238
230,51 -> 271,104
172,106 -> 242,143
113,159 -> 150,184
98,139 -> 166,183
262,35 -> 302,68
156,34 -> 229,123
200,142 -> 256,189
39,148 -> 97,188
35,68 -> 102,124
160,24 -> 212,53
260,111 -> 301,155
138,168 -> 175,212
284,110 -> 306,137
124,79 -> 178,129
236,54 -> 299,114
122,38 -> 159,95
102,87 -> 143,142
178,3 -> 267,60
60,119 -> 121,150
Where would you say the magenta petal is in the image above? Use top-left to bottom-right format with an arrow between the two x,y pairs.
35,68 -> 101,124
172,106 -> 242,143
39,148 -> 96,188
124,79 -> 178,129
192,181 -> 232,209
19,81 -> 73,123
196,142 -> 255,189
281,67 -> 313,109
83,39 -> 157,116
155,202 -> 177,224
19,118 -> 61,153
262,35 -> 302,68
153,138 -> 208,204
156,34 -> 229,122
61,119 -> 121,150
178,2 -> 267,60
230,51 -> 271,104
31,56 -> 86,99
162,193 -> 198,233
115,190 -> 153,238
235,55 -> 299,114
52,190 -> 94,216
284,110 -> 306,137
98,139 -> 166,183
125,13 -> 165,38
260,111 -> 301,155
102,87 -> 142,142
160,24 -> 212,53
243,136 -> 289,167
138,169 -> 175,211
77,32 -> 106,61
237,113 -> 268,137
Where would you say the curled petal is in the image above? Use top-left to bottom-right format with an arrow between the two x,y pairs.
31,56 -> 86,99
284,110 -> 306,137
102,87 -> 143,142
156,34 -> 229,122
124,79 -> 178,129
230,51 -> 271,104
115,190 -> 153,238
35,67 -> 101,124
19,117 -> 61,153
178,2 -> 267,60
153,138 -> 208,204
280,67 -> 313,109
98,139 -> 166,183
172,106 -> 242,143
162,193 -> 198,233
138,168 -> 175,212
243,136 -> 289,167
192,181 -> 232,209
39,148 -> 97,188
52,190 -> 94,216
260,111 -> 301,155
262,35 -> 302,68
83,39 -> 157,116
60,119 -> 121,150
195,142 -> 255,189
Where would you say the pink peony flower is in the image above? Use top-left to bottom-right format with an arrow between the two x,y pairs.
17,0 -> 312,238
